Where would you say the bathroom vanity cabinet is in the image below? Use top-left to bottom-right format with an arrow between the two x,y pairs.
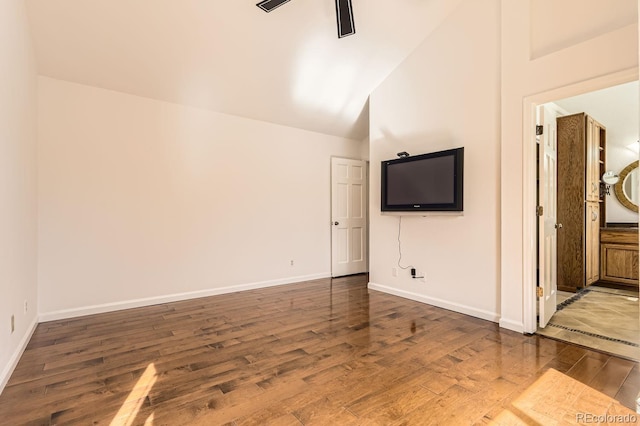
600,227 -> 639,287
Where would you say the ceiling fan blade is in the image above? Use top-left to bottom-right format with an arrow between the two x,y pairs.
335,0 -> 355,38
257,0 -> 356,39
257,0 -> 292,13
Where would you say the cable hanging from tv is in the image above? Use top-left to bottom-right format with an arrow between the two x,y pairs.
397,216 -> 424,279
397,216 -> 411,270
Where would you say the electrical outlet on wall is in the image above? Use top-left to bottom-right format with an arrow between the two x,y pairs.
10,315 -> 15,334
392,267 -> 397,277
24,300 -> 28,314
290,259 -> 294,266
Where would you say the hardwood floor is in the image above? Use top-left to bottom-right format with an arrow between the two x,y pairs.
1,274 -> 638,425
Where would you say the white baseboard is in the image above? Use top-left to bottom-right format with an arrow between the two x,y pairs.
367,282 -> 500,323
40,273 -> 331,322
0,315 -> 38,395
499,318 -> 525,333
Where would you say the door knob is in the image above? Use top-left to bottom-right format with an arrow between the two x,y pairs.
555,223 -> 563,229
334,221 -> 339,226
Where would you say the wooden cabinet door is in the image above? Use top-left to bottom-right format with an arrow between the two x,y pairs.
585,117 -> 600,202
591,205 -> 600,284
585,202 -> 600,285
557,113 -> 587,291
600,243 -> 639,286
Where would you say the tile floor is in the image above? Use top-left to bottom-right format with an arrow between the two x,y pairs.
537,285 -> 640,361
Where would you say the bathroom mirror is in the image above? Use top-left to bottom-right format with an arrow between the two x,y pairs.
614,160 -> 639,212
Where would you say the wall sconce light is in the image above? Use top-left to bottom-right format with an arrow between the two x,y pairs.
601,170 -> 620,196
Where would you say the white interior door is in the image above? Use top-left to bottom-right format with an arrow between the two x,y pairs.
331,157 -> 367,277
539,104 -> 559,328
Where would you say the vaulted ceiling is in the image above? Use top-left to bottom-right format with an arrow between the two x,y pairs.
25,0 -> 463,140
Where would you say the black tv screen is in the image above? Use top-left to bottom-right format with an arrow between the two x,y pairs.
381,147 -> 464,212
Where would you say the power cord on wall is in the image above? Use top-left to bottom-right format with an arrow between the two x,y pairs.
397,216 -> 412,270
397,216 -> 424,279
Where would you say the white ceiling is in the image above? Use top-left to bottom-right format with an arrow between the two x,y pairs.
25,0 -> 463,140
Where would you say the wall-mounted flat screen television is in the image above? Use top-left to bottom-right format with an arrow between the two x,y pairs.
381,147 -> 464,212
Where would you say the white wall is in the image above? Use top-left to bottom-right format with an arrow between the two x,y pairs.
501,0 -> 638,331
0,0 -> 39,392
530,0 -> 638,59
360,136 -> 370,162
368,0 -> 501,321
38,77 -> 362,319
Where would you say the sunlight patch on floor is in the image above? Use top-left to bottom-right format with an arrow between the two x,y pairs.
110,363 -> 157,426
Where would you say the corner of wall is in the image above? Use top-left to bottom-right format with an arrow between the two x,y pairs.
0,316 -> 38,394
0,0 -> 39,396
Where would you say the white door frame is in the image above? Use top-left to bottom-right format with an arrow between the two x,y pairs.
522,68 -> 638,333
